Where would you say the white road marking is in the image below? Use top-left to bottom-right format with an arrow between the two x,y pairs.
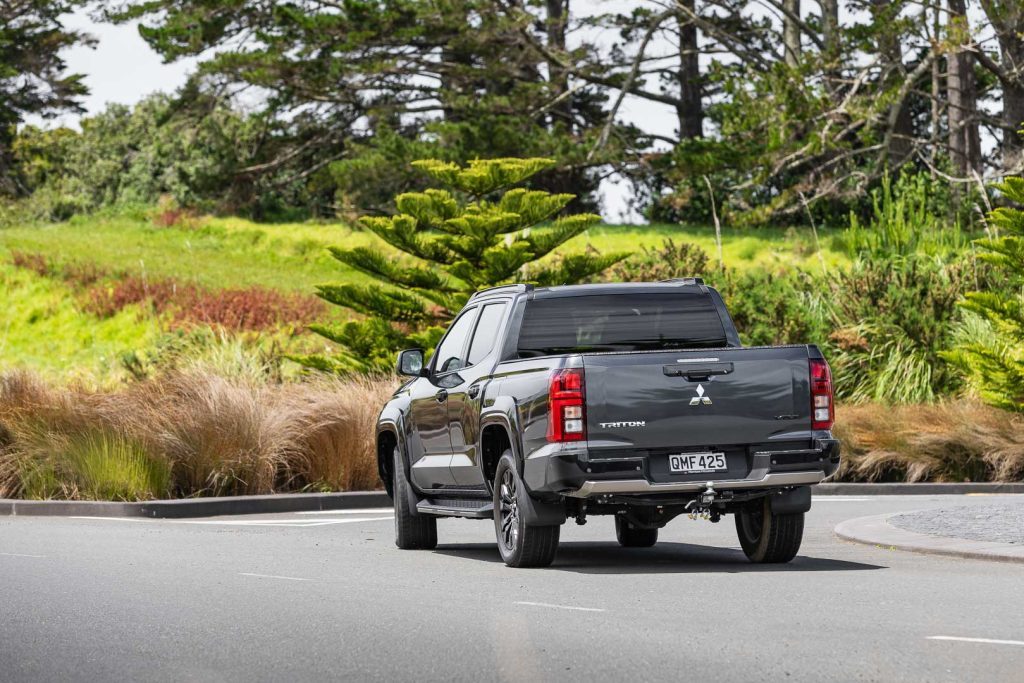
181,517 -> 394,527
70,516 -> 149,522
239,572 -> 311,582
927,636 -> 1024,647
515,601 -> 605,613
69,515 -> 393,527
296,509 -> 393,515
0,552 -> 46,558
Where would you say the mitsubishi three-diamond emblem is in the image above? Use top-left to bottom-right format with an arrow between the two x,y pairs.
689,383 -> 712,406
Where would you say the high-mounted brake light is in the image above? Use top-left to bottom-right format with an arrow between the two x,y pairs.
547,368 -> 586,442
809,358 -> 834,430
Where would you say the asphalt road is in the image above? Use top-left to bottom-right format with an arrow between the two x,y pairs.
2,495 -> 1023,682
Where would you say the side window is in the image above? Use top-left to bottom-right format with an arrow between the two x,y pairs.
433,309 -> 478,374
467,303 -> 508,365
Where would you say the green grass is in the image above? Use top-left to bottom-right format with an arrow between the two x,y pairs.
0,210 -> 849,382
0,262 -> 163,382
0,212 -> 848,292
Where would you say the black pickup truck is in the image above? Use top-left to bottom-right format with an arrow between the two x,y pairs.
377,280 -> 840,567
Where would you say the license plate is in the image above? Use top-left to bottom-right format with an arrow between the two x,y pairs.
669,452 -> 727,474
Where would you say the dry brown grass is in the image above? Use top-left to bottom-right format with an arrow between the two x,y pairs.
0,370 -> 397,500
834,401 -> 1024,482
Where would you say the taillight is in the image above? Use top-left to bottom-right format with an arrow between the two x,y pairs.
809,358 -> 834,430
547,368 -> 586,442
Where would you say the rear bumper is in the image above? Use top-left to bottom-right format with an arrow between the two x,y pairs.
523,437 -> 841,500
564,470 -> 826,498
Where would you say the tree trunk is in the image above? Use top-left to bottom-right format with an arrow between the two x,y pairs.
872,0 -> 913,164
979,0 -> 1024,172
783,0 -> 801,68
545,0 -> 572,131
947,0 -> 981,176
676,2 -> 702,139
820,0 -> 839,89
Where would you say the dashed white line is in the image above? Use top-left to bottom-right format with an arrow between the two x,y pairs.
239,572 -> 311,582
515,601 -> 605,613
0,552 -> 46,558
927,636 -> 1024,647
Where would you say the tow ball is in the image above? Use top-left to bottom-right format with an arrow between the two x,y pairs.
685,482 -> 722,522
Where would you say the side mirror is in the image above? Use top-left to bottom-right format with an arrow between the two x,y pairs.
396,349 -> 426,377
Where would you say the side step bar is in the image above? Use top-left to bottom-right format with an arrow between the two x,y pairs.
416,500 -> 494,519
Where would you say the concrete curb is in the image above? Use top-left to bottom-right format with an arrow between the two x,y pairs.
0,491 -> 393,519
815,482 -> 1024,495
835,511 -> 1024,564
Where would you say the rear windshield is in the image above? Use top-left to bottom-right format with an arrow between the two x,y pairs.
516,292 -> 728,357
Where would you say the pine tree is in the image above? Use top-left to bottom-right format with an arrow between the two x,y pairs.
949,176 -> 1024,411
297,158 -> 628,373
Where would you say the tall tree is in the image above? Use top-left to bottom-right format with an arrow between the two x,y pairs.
0,0 -> 92,196
297,158 -> 627,373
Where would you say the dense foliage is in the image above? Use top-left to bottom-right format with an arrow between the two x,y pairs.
0,0 -> 91,197
949,175 -> 1024,411
297,158 -> 626,373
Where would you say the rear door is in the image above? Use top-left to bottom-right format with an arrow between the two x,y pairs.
447,300 -> 509,486
582,346 -> 812,455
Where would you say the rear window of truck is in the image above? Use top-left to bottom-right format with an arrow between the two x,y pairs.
516,292 -> 728,357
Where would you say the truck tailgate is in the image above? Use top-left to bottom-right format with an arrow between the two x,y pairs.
583,346 -> 812,455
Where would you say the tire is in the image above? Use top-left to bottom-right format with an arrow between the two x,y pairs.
493,451 -> 560,568
615,516 -> 658,548
393,447 -> 437,550
734,497 -> 803,563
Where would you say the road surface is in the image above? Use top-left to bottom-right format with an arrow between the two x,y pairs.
2,495 -> 1022,682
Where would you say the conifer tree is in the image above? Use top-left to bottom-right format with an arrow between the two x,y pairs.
949,176 -> 1024,410
298,158 -> 627,373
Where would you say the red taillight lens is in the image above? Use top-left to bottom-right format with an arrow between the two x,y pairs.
547,368 -> 586,442
809,358 -> 834,430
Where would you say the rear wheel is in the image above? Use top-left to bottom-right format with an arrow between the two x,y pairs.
615,516 -> 658,548
493,451 -> 560,568
392,447 -> 437,550
734,497 -> 803,563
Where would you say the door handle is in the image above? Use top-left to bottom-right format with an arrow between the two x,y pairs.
468,385 -> 480,399
435,389 -> 448,402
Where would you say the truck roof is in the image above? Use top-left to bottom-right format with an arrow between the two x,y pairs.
468,279 -> 709,303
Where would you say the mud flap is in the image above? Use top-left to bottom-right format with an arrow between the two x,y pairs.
519,492 -> 567,526
770,485 -> 812,514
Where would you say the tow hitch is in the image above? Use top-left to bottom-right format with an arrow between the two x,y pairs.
685,482 -> 722,522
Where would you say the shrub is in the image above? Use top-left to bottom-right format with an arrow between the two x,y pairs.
834,401 -> 1024,482
947,176 -> 1024,411
717,269 -> 831,347
0,370 -> 397,500
825,256 -> 968,403
607,238 -> 710,282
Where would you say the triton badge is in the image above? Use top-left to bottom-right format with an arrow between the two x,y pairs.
689,383 -> 712,406
599,421 -> 646,428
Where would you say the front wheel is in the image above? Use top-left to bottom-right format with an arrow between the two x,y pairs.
493,451 -> 560,568
734,497 -> 803,563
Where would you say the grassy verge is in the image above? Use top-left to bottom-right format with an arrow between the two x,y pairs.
2,368 -> 1021,501
0,369 -> 396,500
